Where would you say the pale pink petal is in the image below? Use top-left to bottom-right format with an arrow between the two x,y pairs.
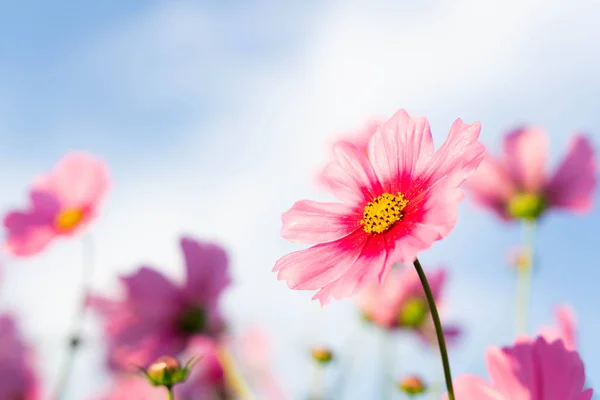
503,127 -> 548,192
368,109 -> 435,194
419,119 -> 484,192
321,141 -> 383,206
120,267 -> 183,319
280,200 -> 361,244
180,237 -> 231,305
4,213 -> 56,257
544,136 -> 596,211
312,235 -> 389,305
274,230 -> 368,295
555,305 -> 576,350
33,151 -> 110,210
486,345 -> 533,399
465,152 -> 516,219
448,375 -> 505,400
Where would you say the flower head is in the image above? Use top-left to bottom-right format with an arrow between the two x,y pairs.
89,236 -> 231,370
3,152 -> 109,256
311,346 -> 334,365
398,375 -> 427,396
141,355 -> 196,388
449,336 -> 593,400
275,110 -> 484,305
358,266 -> 460,345
0,315 -> 39,400
538,304 -> 576,351
466,127 -> 596,221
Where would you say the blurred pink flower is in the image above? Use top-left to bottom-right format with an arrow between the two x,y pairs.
238,327 -> 286,400
449,336 -> 592,400
466,127 -> 596,221
3,152 -> 109,256
96,338 -> 227,400
358,266 -> 461,346
275,109 -> 484,305
539,305 -> 576,351
89,237 -> 231,370
0,314 -> 39,400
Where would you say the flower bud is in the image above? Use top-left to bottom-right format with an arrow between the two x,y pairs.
311,346 -> 333,365
398,375 -> 427,396
139,355 -> 197,388
507,192 -> 546,220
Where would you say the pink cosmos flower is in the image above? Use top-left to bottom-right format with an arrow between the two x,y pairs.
3,152 -> 109,257
539,304 -> 576,351
448,336 -> 593,400
274,109 -> 484,305
466,127 -> 596,221
89,237 -> 231,370
358,266 -> 460,345
238,327 -> 287,400
0,314 -> 39,400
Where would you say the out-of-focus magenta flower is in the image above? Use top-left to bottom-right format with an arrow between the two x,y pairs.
0,314 -> 39,400
448,336 -> 593,400
275,109 -> 484,305
89,237 -> 231,370
3,152 -> 109,257
358,266 -> 461,346
97,338 -> 226,400
239,327 -> 286,400
466,128 -> 596,221
539,305 -> 576,351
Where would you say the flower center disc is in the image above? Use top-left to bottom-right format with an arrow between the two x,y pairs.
398,298 -> 428,328
361,193 -> 409,234
55,209 -> 84,231
506,192 -> 546,220
177,306 -> 206,335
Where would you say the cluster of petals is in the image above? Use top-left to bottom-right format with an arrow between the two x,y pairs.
0,314 -> 39,400
358,266 -> 460,345
3,152 -> 109,256
539,304 -> 576,351
88,237 -> 231,369
449,336 -> 592,399
274,109 -> 485,305
466,127 -> 596,220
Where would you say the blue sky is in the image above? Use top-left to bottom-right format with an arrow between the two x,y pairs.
1,0 -> 600,399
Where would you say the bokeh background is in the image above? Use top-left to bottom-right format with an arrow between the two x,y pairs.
1,0 -> 599,398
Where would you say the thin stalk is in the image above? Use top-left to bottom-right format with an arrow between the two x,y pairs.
166,386 -> 174,400
52,235 -> 95,400
311,364 -> 325,400
217,344 -> 255,400
413,258 -> 454,400
516,220 -> 537,335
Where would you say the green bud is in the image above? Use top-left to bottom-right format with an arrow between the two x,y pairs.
398,375 -> 427,396
139,355 -> 198,388
311,346 -> 334,365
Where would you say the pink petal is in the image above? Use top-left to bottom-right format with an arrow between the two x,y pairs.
180,237 -> 231,305
312,234 -> 390,305
280,200 -> 361,244
544,136 -> 596,212
449,375 -> 505,400
33,151 -> 110,210
419,118 -> 484,192
368,109 -> 435,194
120,267 -> 183,319
321,141 -> 383,206
486,345 -> 533,399
274,230 -> 368,291
578,389 -> 594,400
555,305 -> 576,351
4,214 -> 56,257
503,127 -> 548,192
465,152 -> 516,219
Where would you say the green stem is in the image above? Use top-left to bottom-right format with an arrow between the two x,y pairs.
413,258 -> 454,400
166,386 -> 174,400
516,220 -> 537,335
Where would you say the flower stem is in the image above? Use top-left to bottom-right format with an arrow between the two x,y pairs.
412,258 -> 454,400
166,386 -> 175,400
52,235 -> 95,400
217,344 -> 255,400
516,220 -> 537,335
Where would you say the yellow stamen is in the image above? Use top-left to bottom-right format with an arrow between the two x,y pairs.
361,193 -> 409,234
55,209 -> 84,231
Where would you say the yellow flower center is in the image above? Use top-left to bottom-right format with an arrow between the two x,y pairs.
361,193 -> 409,234
55,209 -> 84,231
506,192 -> 546,220
398,297 -> 429,328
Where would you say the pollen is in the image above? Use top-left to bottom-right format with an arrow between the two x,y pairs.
361,193 -> 409,234
55,209 -> 84,231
